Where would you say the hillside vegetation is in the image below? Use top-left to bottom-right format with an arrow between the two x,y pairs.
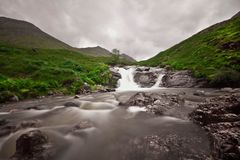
0,44 -> 114,102
0,17 -> 137,102
140,12 -> 240,87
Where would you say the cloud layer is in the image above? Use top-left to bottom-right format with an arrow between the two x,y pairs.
0,0 -> 239,60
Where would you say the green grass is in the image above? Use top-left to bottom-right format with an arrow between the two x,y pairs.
139,16 -> 240,87
0,44 -> 116,102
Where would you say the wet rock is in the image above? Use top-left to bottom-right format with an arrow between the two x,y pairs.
134,72 -> 158,87
136,67 -> 150,72
122,133 -> 210,160
10,95 -> 19,102
110,68 -> 121,79
221,87 -> 234,93
64,101 -> 81,107
123,92 -> 184,116
74,95 -> 80,99
190,94 -> 240,160
75,83 -> 91,95
109,68 -> 121,88
10,130 -> 55,160
20,120 -> 41,128
71,121 -> 94,138
0,120 -> 41,137
98,88 -> 116,93
26,106 -> 42,110
0,119 -> 8,126
162,70 -> 198,88
193,90 -> 205,96
124,92 -> 154,107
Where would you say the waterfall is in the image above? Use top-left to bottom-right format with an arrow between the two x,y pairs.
152,73 -> 165,88
116,66 -> 165,91
116,67 -> 140,91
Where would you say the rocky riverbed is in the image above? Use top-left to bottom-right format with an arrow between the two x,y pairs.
0,87 -> 239,160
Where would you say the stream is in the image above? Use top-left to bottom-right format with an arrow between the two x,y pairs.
0,67 -> 216,160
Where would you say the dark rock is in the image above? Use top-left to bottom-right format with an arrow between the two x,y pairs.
74,95 -> 80,99
110,68 -> 121,79
193,90 -> 205,96
221,87 -> 234,92
135,67 -> 152,72
123,92 -> 184,116
109,68 -> 121,88
0,120 -> 41,137
190,94 -> 240,160
70,121 -> 93,138
10,95 -> 19,102
10,130 -> 55,160
164,65 -> 171,71
0,119 -> 8,126
20,120 -> 40,128
106,88 -> 116,92
121,133 -> 210,160
75,83 -> 91,95
134,72 -> 158,87
162,70 -> 199,88
64,101 -> 81,107
98,88 -> 116,93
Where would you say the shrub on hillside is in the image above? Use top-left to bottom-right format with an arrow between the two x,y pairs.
210,69 -> 240,88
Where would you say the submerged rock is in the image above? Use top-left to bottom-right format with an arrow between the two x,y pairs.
193,90 -> 205,96
64,101 -> 81,107
10,130 -> 55,160
0,120 -> 41,137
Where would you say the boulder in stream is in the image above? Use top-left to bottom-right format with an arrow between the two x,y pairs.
10,130 -> 55,160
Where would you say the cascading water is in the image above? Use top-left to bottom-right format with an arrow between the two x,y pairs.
151,73 -> 165,88
116,66 -> 165,91
116,67 -> 140,91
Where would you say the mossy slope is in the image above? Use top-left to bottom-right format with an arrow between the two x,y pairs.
140,12 -> 240,87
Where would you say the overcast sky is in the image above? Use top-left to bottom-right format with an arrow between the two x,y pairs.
0,0 -> 239,60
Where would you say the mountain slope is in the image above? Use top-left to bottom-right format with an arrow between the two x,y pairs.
120,53 -> 136,62
76,46 -> 113,57
140,11 -> 240,87
0,17 -> 71,49
0,17 -> 136,60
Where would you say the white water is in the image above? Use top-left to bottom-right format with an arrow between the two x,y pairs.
116,67 -> 165,91
116,67 -> 140,91
152,73 -> 165,88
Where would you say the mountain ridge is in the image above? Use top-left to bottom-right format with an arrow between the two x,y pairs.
0,16 -> 135,61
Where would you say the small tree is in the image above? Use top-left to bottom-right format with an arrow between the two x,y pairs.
112,49 -> 120,55
111,48 -> 120,64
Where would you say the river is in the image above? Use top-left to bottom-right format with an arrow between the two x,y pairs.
0,67 -> 217,160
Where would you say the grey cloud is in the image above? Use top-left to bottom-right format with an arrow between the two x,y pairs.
0,0 -> 239,60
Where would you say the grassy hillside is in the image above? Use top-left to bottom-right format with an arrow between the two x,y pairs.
0,44 -> 115,102
0,17 -> 137,102
139,12 -> 240,87
0,17 -> 71,49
